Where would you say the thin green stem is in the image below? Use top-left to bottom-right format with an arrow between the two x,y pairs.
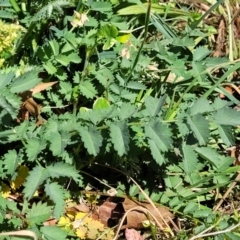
10,0 -> 21,14
126,0 -> 151,82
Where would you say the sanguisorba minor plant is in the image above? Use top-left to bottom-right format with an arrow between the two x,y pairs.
1,0 -> 240,238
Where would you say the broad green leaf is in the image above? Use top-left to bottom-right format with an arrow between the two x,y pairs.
0,1 -> 11,7
191,61 -> 205,82
119,103 -> 136,120
116,33 -> 131,43
117,3 -> 188,16
45,131 -> 70,156
0,90 -> 21,118
126,81 -> 146,90
0,72 -> 15,88
121,89 -> 137,100
43,61 -> 57,74
129,185 -> 139,197
78,125 -> 103,156
212,98 -> 229,110
23,166 -> 50,199
44,182 -> 65,219
195,147 -> 219,168
10,70 -> 41,93
193,209 -> 212,218
182,145 -> 198,173
49,39 -> 59,56
47,162 -> 79,182
93,97 -> 110,110
216,156 -> 233,172
3,150 -> 18,176
103,38 -> 117,50
0,10 -> 15,19
55,54 -> 71,66
40,226 -> 67,240
189,98 -> 212,116
59,82 -> 72,101
109,121 -> 130,156
183,202 -> 198,214
145,121 -> 172,152
213,107 -> 240,126
164,176 -> 182,189
193,46 -> 211,61
26,202 -> 51,226
79,80 -> 97,99
91,2 -> 112,12
148,139 -> 165,165
187,114 -> 209,145
145,95 -> 166,117
173,36 -> 195,47
26,138 -> 45,161
98,24 -> 118,38
217,125 -> 234,146
68,52 -> 81,63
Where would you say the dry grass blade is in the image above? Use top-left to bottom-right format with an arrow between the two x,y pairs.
0,230 -> 37,240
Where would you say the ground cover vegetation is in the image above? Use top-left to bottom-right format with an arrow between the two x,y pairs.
1,0 -> 240,239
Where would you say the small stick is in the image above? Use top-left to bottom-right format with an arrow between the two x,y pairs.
213,172 -> 240,212
0,230 -> 37,240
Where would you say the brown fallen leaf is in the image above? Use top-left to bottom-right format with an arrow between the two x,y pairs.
125,228 -> 144,240
17,81 -> 57,125
213,16 -> 226,57
30,81 -> 57,95
99,198 -> 125,227
122,198 -> 173,229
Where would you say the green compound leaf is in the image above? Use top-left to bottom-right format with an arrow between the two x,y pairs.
10,70 -> 41,93
93,97 -> 110,110
182,145 -> 198,173
0,71 -> 15,88
44,181 -> 65,219
189,98 -> 212,116
40,226 -> 67,240
148,139 -> 165,165
47,162 -> 79,182
78,125 -> 103,156
145,95 -> 167,117
45,131 -> 70,157
23,166 -> 50,199
0,89 -> 21,119
145,121 -> 172,152
109,121 -> 130,156
91,2 -> 112,12
26,138 -> 46,161
26,202 -> 51,227
195,147 -> 220,167
3,150 -> 19,176
79,80 -> 97,99
193,46 -> 211,61
213,107 -> 240,126
217,124 -> 234,146
55,54 -> 70,66
187,114 -> 209,145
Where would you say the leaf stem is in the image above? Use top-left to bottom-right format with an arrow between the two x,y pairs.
126,0 -> 151,82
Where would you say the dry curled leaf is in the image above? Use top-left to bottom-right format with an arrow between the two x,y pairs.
30,81 -> 57,95
122,198 -> 173,229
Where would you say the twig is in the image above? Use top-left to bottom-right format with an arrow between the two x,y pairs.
94,163 -> 173,236
113,206 -> 165,240
0,230 -> 37,240
189,222 -> 240,240
213,172 -> 240,212
221,83 -> 240,96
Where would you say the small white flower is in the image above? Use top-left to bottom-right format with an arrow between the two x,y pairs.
71,11 -> 89,27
